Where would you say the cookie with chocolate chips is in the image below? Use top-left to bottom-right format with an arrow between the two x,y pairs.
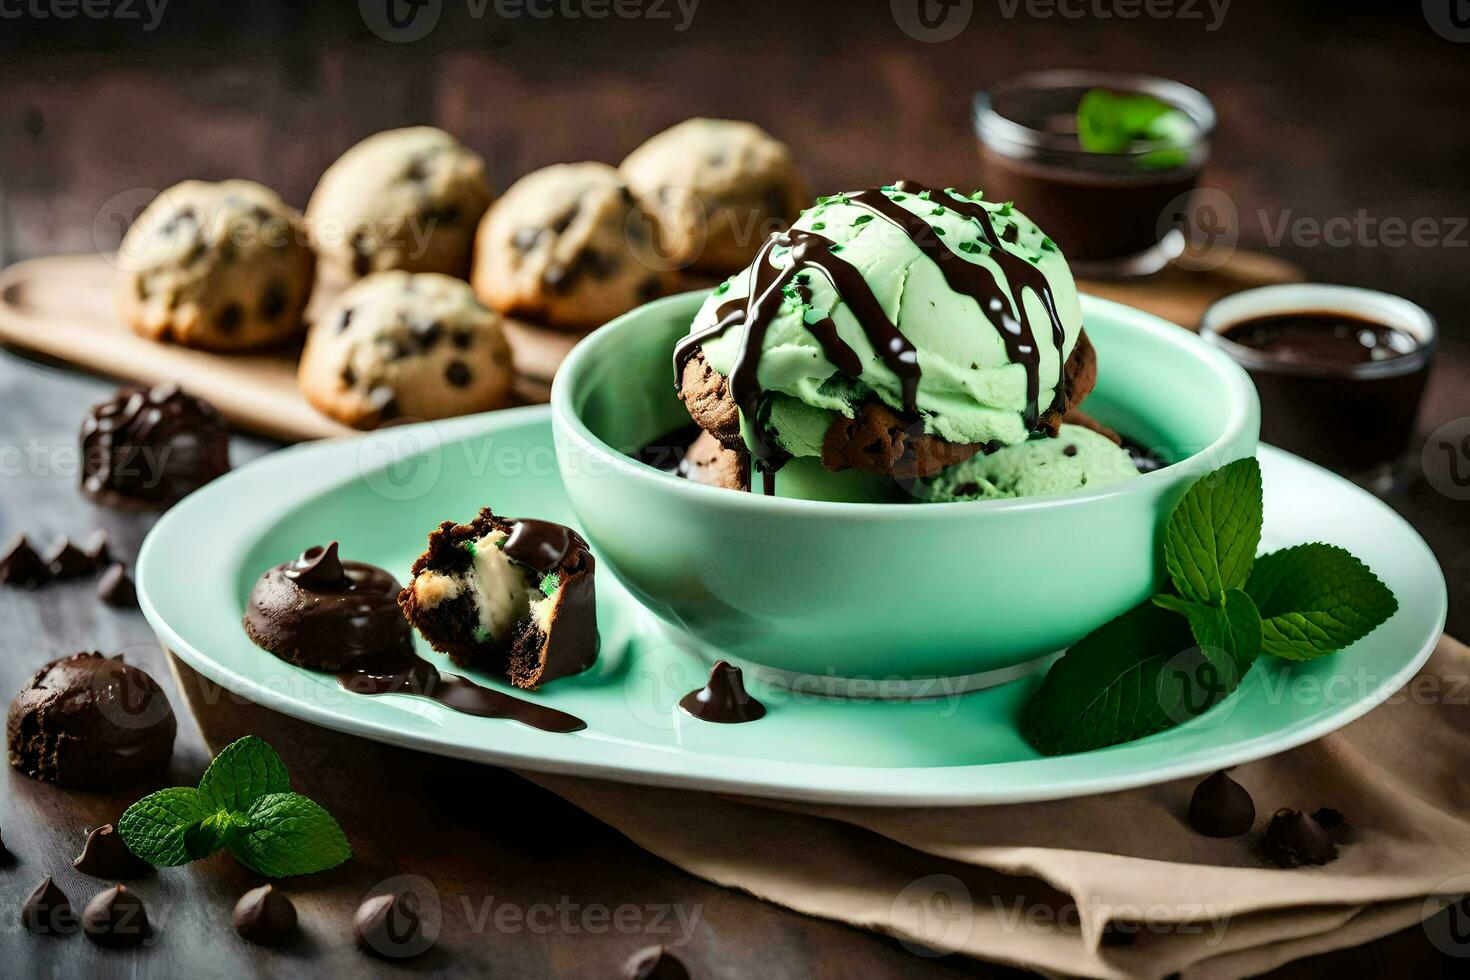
117,180 -> 315,350
471,162 -> 676,332
298,271 -> 513,429
398,509 -> 599,689
306,127 -> 493,286
621,117 -> 807,276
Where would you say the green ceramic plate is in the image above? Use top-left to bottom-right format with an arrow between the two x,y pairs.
137,406 -> 1446,806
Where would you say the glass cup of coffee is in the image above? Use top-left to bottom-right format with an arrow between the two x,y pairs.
974,70 -> 1215,279
1200,284 -> 1437,489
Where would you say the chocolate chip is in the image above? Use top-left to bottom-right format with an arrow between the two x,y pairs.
1311,806 -> 1345,829
98,564 -> 137,608
1261,808 -> 1338,867
81,884 -> 151,948
0,536 -> 51,588
351,233 -> 373,276
550,205 -> 579,234
623,945 -> 690,980
404,156 -> 428,182
1100,922 -> 1138,947
412,318 -> 444,351
22,877 -> 77,936
260,280 -> 287,321
451,328 -> 475,349
1002,222 -> 1019,244
583,250 -> 618,279
217,302 -> 244,334
638,277 -> 662,303
44,537 -> 94,579
83,530 -> 112,566
337,308 -> 355,334
422,204 -> 461,226
369,388 -> 400,422
250,205 -> 272,224
234,884 -> 298,946
354,893 -> 428,959
1187,771 -> 1255,838
445,361 -> 472,387
543,263 -> 571,292
341,364 -> 357,388
74,824 -> 150,878
1063,444 -> 1078,457
512,227 -> 542,252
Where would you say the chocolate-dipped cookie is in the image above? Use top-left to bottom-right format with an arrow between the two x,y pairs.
6,652 -> 176,789
243,542 -> 415,672
81,384 -> 231,508
399,509 -> 598,689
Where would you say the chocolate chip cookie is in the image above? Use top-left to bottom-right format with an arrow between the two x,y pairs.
470,162 -> 675,332
116,180 -> 315,351
621,117 -> 806,276
298,271 -> 514,429
306,127 -> 493,285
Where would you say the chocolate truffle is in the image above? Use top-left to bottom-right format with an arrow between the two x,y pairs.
243,542 -> 416,672
624,946 -> 691,980
679,661 -> 766,723
6,652 -> 177,789
354,892 -> 429,959
75,824 -> 151,879
234,884 -> 298,945
0,536 -> 50,588
1261,808 -> 1339,867
21,876 -> 77,936
398,510 -> 598,689
81,884 -> 152,947
1187,771 -> 1255,838
80,383 -> 231,508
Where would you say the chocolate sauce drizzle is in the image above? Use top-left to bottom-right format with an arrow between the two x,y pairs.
672,182 -> 1068,493
502,518 -> 575,574
339,655 -> 586,734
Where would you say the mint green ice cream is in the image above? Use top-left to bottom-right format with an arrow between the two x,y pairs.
686,183 -> 1083,458
912,425 -> 1139,502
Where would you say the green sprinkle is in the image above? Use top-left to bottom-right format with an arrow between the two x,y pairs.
930,207 -> 945,216
829,243 -> 845,252
714,281 -> 731,295
852,214 -> 873,226
918,190 -> 932,200
1041,237 -> 1058,252
998,202 -> 1015,216
460,540 -> 477,556
811,221 -> 826,230
473,625 -> 491,644
933,227 -> 946,236
539,573 -> 560,598
958,241 -> 982,254
891,193 -> 908,201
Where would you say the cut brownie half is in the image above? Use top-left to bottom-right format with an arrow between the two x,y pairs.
398,509 -> 598,689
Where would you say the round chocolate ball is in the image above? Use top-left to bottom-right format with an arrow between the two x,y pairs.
80,383 -> 231,507
6,652 -> 176,789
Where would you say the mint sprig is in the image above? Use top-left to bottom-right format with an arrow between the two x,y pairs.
119,736 -> 351,877
1246,543 -> 1399,661
1023,457 -> 1399,756
1076,89 -> 1195,169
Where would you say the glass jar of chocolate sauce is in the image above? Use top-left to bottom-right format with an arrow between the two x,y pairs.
1201,284 -> 1436,482
974,70 -> 1214,279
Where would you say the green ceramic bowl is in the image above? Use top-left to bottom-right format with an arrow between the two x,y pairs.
552,291 -> 1259,686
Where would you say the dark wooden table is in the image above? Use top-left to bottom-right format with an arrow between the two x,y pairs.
2,2 -> 1467,976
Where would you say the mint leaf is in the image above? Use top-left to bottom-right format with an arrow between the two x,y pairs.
1246,543 -> 1399,661
1022,601 -> 1226,756
1154,588 -> 1262,677
118,787 -> 217,866
1164,457 -> 1262,605
1077,89 -> 1195,162
198,735 -> 291,813
227,793 -> 352,878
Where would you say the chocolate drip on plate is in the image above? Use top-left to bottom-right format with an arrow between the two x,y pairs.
339,654 -> 586,734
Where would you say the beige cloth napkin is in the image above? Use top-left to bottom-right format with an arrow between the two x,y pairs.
530,635 -> 1470,979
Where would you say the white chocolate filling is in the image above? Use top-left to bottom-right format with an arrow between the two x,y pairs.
412,529 -> 557,643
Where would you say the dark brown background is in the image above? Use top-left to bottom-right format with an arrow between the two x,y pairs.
1,1 -> 1468,976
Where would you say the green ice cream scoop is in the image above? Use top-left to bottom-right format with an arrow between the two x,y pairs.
679,181 -> 1083,467
912,425 -> 1139,502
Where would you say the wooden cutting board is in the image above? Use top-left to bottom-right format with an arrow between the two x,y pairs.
0,251 -> 1302,443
